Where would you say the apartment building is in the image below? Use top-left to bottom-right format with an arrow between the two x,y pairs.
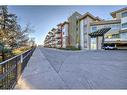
44,7 -> 127,50
44,24 -> 63,48
68,12 -> 82,48
55,23 -> 63,48
51,28 -> 57,48
44,12 -> 81,49
62,21 -> 69,48
89,20 -> 121,50
44,28 -> 58,48
79,12 -> 102,50
44,35 -> 50,47
79,7 -> 127,50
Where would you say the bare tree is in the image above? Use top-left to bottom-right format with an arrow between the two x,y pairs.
16,24 -> 35,47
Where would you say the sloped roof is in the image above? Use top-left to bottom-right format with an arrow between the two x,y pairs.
68,11 -> 82,19
111,7 -> 127,18
90,19 -> 121,26
79,12 -> 102,21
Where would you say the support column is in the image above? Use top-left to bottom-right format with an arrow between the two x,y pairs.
96,37 -> 98,50
101,35 -> 104,49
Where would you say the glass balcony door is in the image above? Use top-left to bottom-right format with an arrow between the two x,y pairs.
91,38 -> 97,50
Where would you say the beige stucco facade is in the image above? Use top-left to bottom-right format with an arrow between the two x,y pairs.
68,12 -> 82,48
79,12 -> 102,50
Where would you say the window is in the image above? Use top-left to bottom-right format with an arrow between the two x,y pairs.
91,38 -> 97,50
84,24 -> 87,32
112,34 -> 120,38
84,34 -> 87,48
76,16 -> 79,19
111,24 -> 120,30
120,32 -> 127,39
76,27 -> 78,31
122,22 -> 127,28
92,26 -> 97,32
76,21 -> 78,25
122,12 -> 127,18
103,25 -> 109,28
107,35 -> 112,39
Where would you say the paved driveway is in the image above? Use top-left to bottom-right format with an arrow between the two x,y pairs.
15,47 -> 127,89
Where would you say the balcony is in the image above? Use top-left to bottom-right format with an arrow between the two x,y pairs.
56,37 -> 61,39
52,38 -> 55,41
55,30 -> 61,34
51,34 -> 55,37
55,34 -> 61,39
56,41 -> 61,44
48,31 -> 53,35
104,38 -> 127,43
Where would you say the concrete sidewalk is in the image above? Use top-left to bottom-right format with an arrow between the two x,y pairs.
15,47 -> 127,89
15,48 -> 68,89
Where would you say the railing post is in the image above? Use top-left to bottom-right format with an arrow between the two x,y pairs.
20,54 -> 23,63
15,57 -> 18,84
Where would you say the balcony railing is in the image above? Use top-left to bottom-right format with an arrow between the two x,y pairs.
55,30 -> 61,34
105,38 -> 127,42
52,38 -> 55,41
51,34 -> 55,37
0,48 -> 35,89
56,41 -> 61,44
56,37 -> 61,39
55,34 -> 61,39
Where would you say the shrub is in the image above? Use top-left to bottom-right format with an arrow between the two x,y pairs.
59,46 -> 81,51
12,46 -> 31,55
12,49 -> 23,55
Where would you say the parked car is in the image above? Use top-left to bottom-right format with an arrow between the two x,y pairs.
103,46 -> 117,50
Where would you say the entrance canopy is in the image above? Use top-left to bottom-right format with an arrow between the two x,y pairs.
89,27 -> 111,37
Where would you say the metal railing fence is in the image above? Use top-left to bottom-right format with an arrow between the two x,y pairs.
0,48 -> 35,89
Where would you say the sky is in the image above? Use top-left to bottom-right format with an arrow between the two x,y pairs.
8,6 -> 126,45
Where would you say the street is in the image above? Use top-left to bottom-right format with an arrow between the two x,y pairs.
15,47 -> 127,89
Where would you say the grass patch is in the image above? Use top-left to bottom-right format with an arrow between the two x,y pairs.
12,46 -> 31,55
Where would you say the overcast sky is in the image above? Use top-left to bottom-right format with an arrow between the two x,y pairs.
8,6 -> 126,45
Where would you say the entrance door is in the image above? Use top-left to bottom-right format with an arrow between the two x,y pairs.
91,38 -> 97,50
